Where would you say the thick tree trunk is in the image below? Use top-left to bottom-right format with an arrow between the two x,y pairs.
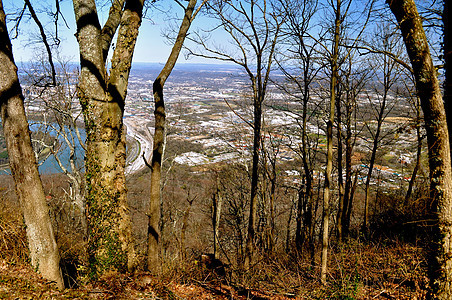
73,0 -> 142,276
444,0 -> 451,155
0,2 -> 63,288
147,0 -> 198,272
387,0 -> 452,298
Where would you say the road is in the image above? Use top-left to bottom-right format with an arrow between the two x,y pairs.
125,119 -> 153,175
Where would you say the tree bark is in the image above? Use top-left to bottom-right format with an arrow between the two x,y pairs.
342,90 -> 354,237
0,1 -> 64,288
321,0 -> 341,284
147,0 -> 199,273
73,0 -> 143,277
387,0 -> 452,298
444,0 -> 451,156
244,87 -> 263,270
363,89 -> 387,236
212,186 -> 223,259
179,195 -> 195,260
405,97 -> 422,203
336,90 -> 345,241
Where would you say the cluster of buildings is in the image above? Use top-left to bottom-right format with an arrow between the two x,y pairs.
16,63 -> 421,188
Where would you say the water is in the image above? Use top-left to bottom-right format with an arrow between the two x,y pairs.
35,123 -> 86,174
15,122 -> 87,175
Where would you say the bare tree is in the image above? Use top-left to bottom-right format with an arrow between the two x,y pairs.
387,0 -> 452,298
22,57 -> 87,237
320,0 -> 341,284
260,130 -> 280,252
360,25 -> 403,235
275,0 -> 320,262
187,0 -> 284,270
0,0 -> 63,288
316,0 -> 373,283
147,0 -> 207,273
336,52 -> 368,239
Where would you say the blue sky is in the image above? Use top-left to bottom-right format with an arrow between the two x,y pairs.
5,0 -> 214,64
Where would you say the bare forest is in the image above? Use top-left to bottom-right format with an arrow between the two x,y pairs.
0,0 -> 450,299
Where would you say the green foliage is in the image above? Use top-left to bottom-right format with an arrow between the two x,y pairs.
84,153 -> 127,279
86,188 -> 127,278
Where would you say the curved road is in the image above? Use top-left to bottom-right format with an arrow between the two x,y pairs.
125,119 -> 153,175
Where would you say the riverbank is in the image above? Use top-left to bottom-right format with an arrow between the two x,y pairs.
0,115 -> 153,175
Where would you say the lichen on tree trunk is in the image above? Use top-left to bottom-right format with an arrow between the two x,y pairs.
73,0 -> 143,277
387,0 -> 452,298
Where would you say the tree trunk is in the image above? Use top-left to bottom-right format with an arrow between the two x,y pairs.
444,0 -> 451,156
302,86 -> 315,262
0,2 -> 63,288
212,188 -> 223,259
405,98 -> 422,203
286,203 -> 293,252
336,91 -> 345,241
148,77 -> 164,271
180,195 -> 195,260
147,0 -> 198,272
295,186 -> 304,249
342,93 -> 354,237
244,90 -> 263,270
321,0 -> 341,284
73,0 -> 143,276
363,94 -> 386,235
387,0 -> 452,298
267,157 -> 276,252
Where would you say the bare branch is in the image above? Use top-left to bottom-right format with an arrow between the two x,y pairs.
24,0 -> 57,86
100,0 -> 126,63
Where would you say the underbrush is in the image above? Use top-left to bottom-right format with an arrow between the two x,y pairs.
0,187 -> 431,299
0,201 -> 28,265
155,239 -> 428,299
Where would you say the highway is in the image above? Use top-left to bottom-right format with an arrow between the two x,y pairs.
124,119 -> 153,175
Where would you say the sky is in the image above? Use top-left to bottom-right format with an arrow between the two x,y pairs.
5,0 -> 215,64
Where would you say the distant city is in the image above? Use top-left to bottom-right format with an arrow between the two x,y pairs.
126,64 -> 419,189
2,63 -> 420,189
